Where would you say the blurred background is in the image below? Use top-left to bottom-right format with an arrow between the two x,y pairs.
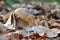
0,0 -> 60,14
3,0 -> 60,7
